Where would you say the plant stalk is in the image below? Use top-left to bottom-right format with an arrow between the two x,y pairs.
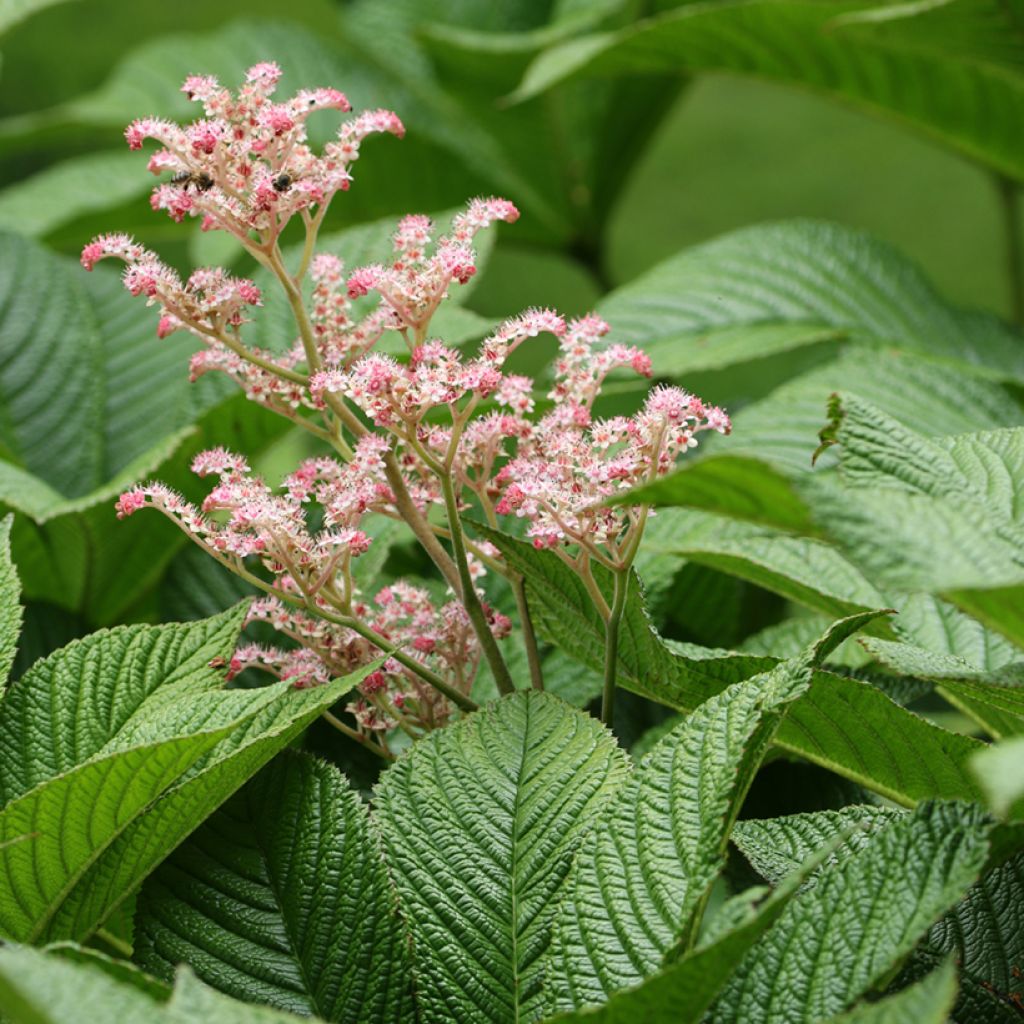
601,568 -> 630,727
512,576 -> 544,690
439,473 -> 516,696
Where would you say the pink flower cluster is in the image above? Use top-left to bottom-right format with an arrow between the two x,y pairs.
92,61 -> 731,745
231,586 -> 508,732
124,61 -> 402,241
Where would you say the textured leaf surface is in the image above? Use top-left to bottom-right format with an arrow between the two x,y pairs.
0,944 -> 330,1023
0,514 -> 22,687
373,691 -> 628,1024
0,604 -> 367,942
479,525 -> 983,806
737,804 -> 1024,1023
825,960 -> 957,1024
44,667 -> 367,945
135,753 -> 411,1023
516,0 -> 1024,184
814,394 -> 1024,644
708,801 -> 991,1023
544,656 -> 811,1012
638,508 -> 887,621
595,220 -> 1024,383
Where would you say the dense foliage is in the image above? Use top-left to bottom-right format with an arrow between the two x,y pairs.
3,2 -> 1024,1022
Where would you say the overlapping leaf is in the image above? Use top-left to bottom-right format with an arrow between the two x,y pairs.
543,652 -> 813,1013
0,605 -> 368,942
478,524 -> 983,806
735,805 -> 1024,1023
0,514 -> 22,686
135,753 -> 412,1023
812,393 -> 1024,645
708,801 -> 991,1022
373,691 -> 629,1024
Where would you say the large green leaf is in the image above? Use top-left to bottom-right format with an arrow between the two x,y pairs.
708,801 -> 991,1023
595,219 -> 1024,384
812,393 -> 1024,645
373,691 -> 629,1024
824,961 -> 957,1024
735,805 -> 1024,1023
0,150 -> 141,238
135,752 -> 412,1023
515,0 -> 1024,183
624,344 -> 1024,519
0,944 -> 332,1023
478,524 -> 984,806
0,605 -> 368,942
0,513 -> 22,687
543,653 -> 812,1013
539,882 -> 807,1024
637,508 -> 887,622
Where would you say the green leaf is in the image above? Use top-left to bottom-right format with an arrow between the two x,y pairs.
0,943 -> 165,1024
478,524 -> 983,806
543,654 -> 812,1012
43,667 -> 369,946
860,636 -> 1024,739
824,960 -> 958,1024
735,804 -> 1024,1023
514,0 -> 1024,184
707,801 -> 991,1023
0,0 -> 77,35
0,513 -> 22,687
0,605 -> 368,942
812,393 -> 1024,644
373,691 -> 629,1024
0,944 -> 331,1023
134,752 -> 412,1023
596,220 -> 1024,384
166,967 -> 330,1023
732,806 -> 901,886
7,393 -> 287,626
539,836 -> 847,1024
622,343 -> 1024,520
972,737 -> 1024,820
637,508 -> 887,622
0,150 -> 141,238
0,604 -> 248,806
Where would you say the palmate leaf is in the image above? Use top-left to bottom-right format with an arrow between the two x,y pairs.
0,944 -> 333,1023
812,393 -> 1024,646
477,524 -> 983,806
543,650 -> 814,1013
514,0 -> 1024,184
134,752 -> 412,1023
0,604 -> 368,942
373,691 -> 629,1024
708,801 -> 991,1023
735,806 -> 1024,1023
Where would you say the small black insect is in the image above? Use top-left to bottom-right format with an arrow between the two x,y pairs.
272,174 -> 292,192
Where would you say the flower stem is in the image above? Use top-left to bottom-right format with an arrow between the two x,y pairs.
512,576 -> 544,690
439,473 -> 516,696
322,710 -> 395,761
601,567 -> 629,728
